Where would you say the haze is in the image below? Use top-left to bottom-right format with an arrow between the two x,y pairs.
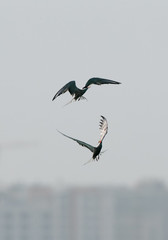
0,0 -> 168,186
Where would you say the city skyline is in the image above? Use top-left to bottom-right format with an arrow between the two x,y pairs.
0,179 -> 167,240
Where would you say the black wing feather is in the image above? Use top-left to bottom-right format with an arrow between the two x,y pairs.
52,81 -> 77,101
57,130 -> 95,153
84,77 -> 121,88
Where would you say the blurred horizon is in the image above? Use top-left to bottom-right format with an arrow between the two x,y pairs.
0,178 -> 168,240
0,176 -> 166,189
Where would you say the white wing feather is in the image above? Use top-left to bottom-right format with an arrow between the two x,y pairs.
99,116 -> 108,142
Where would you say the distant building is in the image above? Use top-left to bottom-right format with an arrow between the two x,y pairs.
0,180 -> 168,240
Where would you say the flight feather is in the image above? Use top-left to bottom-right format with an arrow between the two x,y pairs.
52,81 -> 77,101
84,77 -> 121,88
57,130 -> 95,153
99,115 -> 108,142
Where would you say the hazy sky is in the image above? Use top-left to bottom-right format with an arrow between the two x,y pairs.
0,0 -> 168,186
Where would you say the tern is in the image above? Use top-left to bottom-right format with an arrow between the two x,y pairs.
57,116 -> 108,165
52,77 -> 121,104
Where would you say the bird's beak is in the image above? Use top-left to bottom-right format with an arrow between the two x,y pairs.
82,86 -> 90,89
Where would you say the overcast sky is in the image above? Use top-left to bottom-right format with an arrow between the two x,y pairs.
0,0 -> 168,186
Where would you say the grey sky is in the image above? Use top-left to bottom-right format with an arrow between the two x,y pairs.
0,0 -> 168,186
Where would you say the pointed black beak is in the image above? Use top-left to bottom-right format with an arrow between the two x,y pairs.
82,86 -> 88,90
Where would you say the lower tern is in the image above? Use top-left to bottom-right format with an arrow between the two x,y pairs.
57,116 -> 108,165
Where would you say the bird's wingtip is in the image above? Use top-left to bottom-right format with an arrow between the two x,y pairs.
56,129 -> 62,134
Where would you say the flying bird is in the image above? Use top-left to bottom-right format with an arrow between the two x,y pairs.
57,116 -> 108,165
52,77 -> 121,104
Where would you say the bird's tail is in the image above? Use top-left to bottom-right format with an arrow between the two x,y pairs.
78,96 -> 88,101
100,149 -> 108,155
63,98 -> 75,107
83,157 -> 93,166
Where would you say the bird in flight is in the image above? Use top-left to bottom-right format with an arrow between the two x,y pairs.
57,115 -> 108,165
52,77 -> 121,104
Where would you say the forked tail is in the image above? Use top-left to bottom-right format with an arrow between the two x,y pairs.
100,149 -> 108,155
82,157 -> 93,166
63,98 -> 75,107
78,96 -> 88,101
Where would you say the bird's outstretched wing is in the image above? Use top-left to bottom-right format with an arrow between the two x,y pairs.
84,77 -> 121,88
99,115 -> 108,142
57,130 -> 95,153
52,81 -> 78,101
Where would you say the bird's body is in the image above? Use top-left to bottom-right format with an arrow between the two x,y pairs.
53,81 -> 87,101
57,116 -> 108,164
52,77 -> 121,103
92,141 -> 102,160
